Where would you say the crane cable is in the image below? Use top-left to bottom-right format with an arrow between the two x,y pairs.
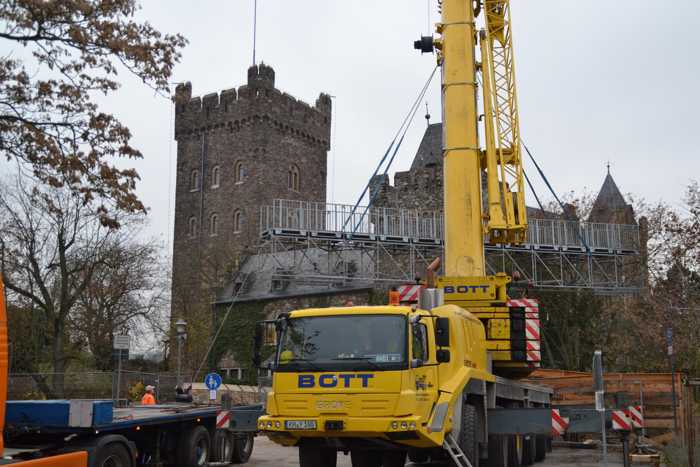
522,141 -> 591,252
344,64 -> 439,233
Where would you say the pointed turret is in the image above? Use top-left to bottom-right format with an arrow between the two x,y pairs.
588,172 -> 636,224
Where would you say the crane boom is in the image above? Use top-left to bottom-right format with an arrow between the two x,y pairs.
427,0 -> 535,376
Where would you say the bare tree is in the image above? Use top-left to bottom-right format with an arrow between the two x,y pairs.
0,176 -> 160,395
70,235 -> 170,370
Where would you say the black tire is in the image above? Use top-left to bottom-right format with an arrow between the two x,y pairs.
455,403 -> 480,467
487,435 -> 508,467
177,425 -> 211,467
408,448 -> 430,463
92,442 -> 132,467
382,450 -> 407,467
232,433 -> 254,463
534,435 -> 547,462
350,450 -> 382,467
300,444 -> 337,467
521,435 -> 535,466
508,435 -> 523,467
212,430 -> 234,463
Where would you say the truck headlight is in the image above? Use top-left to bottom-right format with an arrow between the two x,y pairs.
409,422 -> 416,430
401,422 -> 408,430
391,422 -> 399,430
275,422 -> 281,428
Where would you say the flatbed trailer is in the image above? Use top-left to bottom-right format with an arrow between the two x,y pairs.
2,400 -> 264,467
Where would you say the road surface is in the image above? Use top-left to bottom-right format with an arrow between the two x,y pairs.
247,436 -> 626,466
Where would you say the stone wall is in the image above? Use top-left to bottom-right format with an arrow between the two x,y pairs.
170,64 -> 332,360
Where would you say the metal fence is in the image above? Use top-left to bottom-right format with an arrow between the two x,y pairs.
260,199 -> 640,252
8,371 -> 179,403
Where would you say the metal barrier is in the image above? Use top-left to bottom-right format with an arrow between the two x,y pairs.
261,199 -> 640,252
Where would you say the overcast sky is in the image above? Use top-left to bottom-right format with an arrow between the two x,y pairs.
98,0 -> 699,248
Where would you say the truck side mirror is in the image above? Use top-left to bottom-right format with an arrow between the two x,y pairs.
436,349 -> 451,363
435,317 -> 450,347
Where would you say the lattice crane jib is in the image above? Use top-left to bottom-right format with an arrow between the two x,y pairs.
481,0 -> 527,245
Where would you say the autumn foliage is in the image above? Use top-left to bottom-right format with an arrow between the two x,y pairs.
0,0 -> 186,227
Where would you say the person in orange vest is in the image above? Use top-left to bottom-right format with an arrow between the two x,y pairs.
389,287 -> 400,306
141,385 -> 156,405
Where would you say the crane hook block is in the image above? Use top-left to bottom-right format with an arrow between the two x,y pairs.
414,36 -> 435,54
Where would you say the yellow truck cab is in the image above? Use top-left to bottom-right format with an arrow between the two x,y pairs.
256,302 -> 550,467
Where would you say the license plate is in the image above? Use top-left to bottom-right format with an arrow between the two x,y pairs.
285,420 -> 317,430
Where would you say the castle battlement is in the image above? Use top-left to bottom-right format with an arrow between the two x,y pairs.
174,64 -> 331,146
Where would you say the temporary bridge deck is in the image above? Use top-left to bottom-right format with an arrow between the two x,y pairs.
258,200 -> 644,292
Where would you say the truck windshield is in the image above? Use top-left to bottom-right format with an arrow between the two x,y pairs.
276,314 -> 407,372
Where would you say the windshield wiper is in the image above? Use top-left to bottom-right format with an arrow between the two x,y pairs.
332,357 -> 382,370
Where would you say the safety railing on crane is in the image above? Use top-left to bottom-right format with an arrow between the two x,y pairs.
260,199 -> 640,253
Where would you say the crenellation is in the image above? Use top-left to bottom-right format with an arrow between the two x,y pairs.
172,64 -> 332,338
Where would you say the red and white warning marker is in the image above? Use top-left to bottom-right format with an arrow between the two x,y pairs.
551,409 -> 569,437
216,410 -> 231,429
612,410 -> 631,431
627,405 -> 644,429
397,284 -> 422,303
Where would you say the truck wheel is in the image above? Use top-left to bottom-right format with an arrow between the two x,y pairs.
177,425 -> 211,467
455,403 -> 480,467
93,442 -> 132,467
508,435 -> 523,467
534,435 -> 547,462
521,435 -> 535,466
408,448 -> 430,463
487,435 -> 508,467
232,433 -> 255,463
382,450 -> 407,467
300,444 -> 337,467
213,429 -> 234,462
350,450 -> 381,467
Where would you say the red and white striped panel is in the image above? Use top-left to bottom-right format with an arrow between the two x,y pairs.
398,284 -> 422,303
628,406 -> 644,429
551,409 -> 569,437
509,299 -> 541,363
526,340 -> 541,363
612,410 -> 631,431
216,410 -> 231,429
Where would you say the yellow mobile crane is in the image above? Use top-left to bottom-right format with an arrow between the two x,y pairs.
432,0 -> 531,375
257,1 -> 552,466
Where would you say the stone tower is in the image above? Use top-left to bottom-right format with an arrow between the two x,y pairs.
171,64 -> 332,338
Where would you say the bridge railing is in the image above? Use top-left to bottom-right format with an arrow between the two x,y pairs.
260,200 -> 640,252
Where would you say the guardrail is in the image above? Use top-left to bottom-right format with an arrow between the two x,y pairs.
261,199 -> 640,252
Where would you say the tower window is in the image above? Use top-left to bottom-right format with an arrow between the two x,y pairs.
288,164 -> 300,191
190,169 -> 200,191
233,209 -> 244,233
188,217 -> 198,238
210,213 -> 219,236
211,165 -> 220,189
234,161 -> 245,184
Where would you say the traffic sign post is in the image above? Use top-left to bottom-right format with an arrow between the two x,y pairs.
593,350 -> 608,467
205,373 -> 222,404
113,334 -> 130,406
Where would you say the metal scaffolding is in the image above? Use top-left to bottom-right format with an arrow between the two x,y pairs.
257,200 -> 644,293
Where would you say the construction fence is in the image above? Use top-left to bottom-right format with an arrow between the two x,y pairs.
8,371 -> 180,403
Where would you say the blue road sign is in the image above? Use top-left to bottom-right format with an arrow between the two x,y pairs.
205,373 -> 222,390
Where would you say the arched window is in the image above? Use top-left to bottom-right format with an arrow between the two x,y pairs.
234,161 -> 245,184
288,164 -> 300,191
190,169 -> 200,191
211,166 -> 220,189
233,209 -> 244,233
209,213 -> 219,236
188,217 -> 198,238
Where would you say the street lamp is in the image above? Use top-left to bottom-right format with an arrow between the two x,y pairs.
175,319 -> 187,387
